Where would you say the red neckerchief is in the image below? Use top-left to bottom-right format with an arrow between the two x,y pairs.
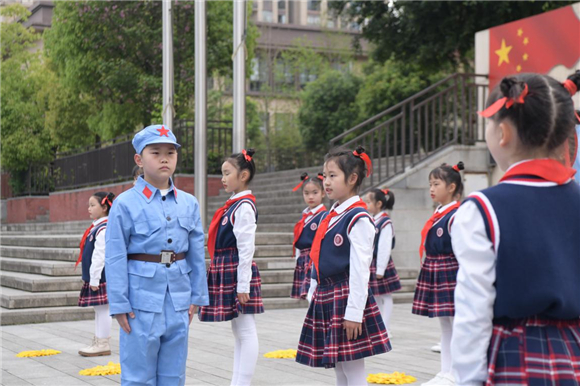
207,194 -> 256,259
419,202 -> 460,259
310,199 -> 367,280
75,219 -> 108,268
293,206 -> 326,250
500,159 -> 576,185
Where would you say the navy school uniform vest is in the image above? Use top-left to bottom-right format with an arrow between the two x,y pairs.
466,181 -> 580,320
295,211 -> 328,251
215,199 -> 258,250
81,221 -> 108,283
373,215 -> 396,259
424,210 -> 457,257
317,207 -> 374,280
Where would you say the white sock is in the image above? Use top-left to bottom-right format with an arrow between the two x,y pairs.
376,294 -> 394,330
439,316 -> 454,374
336,359 -> 367,385
94,305 -> 111,339
230,314 -> 258,386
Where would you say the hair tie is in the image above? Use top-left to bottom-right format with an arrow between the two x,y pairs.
317,173 -> 324,181
479,83 -> 529,118
101,196 -> 113,207
452,165 -> 460,172
242,149 -> 252,163
381,189 -> 390,195
563,79 -> 578,96
353,147 -> 373,177
292,175 -> 309,192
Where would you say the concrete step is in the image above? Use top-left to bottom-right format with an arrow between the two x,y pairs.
0,306 -> 95,326
259,270 -> 294,284
0,257 -> 78,277
1,245 -> 77,262
0,271 -> 83,292
1,288 -> 79,309
0,232 -> 294,248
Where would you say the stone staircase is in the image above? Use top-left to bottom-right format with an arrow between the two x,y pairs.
0,163 -> 421,326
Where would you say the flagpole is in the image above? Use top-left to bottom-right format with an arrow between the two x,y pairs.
162,0 -> 174,130
195,0 -> 208,229
232,0 -> 246,153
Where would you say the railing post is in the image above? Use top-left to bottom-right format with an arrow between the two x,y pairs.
408,101 -> 413,166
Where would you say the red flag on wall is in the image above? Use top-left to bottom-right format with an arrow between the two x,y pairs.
489,6 -> 580,90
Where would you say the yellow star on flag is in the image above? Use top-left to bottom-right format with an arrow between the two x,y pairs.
523,37 -> 529,45
517,28 -> 523,37
516,65 -> 522,72
495,39 -> 512,66
523,53 -> 529,61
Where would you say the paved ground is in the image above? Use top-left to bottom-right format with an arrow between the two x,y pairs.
1,303 -> 442,386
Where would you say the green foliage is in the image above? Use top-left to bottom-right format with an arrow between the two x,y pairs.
44,1 -> 257,139
298,70 -> 362,151
357,59 -> 444,119
331,1 -> 576,73
0,4 -> 36,60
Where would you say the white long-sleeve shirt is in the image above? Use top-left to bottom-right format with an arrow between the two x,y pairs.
89,216 -> 108,287
295,204 -> 326,260
373,212 -> 393,275
231,190 -> 257,294
450,201 -> 497,386
332,196 -> 376,322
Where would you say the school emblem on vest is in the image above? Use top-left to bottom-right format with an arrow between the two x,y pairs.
436,227 -> 444,237
310,222 -> 318,231
221,216 -> 228,226
89,234 -> 94,242
334,234 -> 344,246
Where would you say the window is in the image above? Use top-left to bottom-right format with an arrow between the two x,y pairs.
299,67 -> 318,89
307,0 -> 321,12
262,10 -> 273,22
326,18 -> 335,28
278,0 -> 286,10
250,55 -> 269,92
307,14 -> 320,26
274,57 -> 295,93
278,14 -> 287,23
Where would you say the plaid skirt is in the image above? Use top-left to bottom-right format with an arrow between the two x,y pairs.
486,316 -> 580,386
198,247 -> 264,322
78,282 -> 108,307
369,256 -> 401,296
296,273 -> 391,368
291,248 -> 312,299
412,254 -> 458,317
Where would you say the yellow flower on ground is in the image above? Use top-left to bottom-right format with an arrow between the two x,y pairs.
79,362 -> 121,376
263,349 -> 297,359
367,372 -> 417,385
16,349 -> 61,358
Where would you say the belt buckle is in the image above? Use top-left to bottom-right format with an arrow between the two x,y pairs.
160,250 -> 173,265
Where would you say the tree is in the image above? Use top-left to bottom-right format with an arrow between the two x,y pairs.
298,70 -> 362,151
356,58 -> 444,119
1,5 -> 55,193
331,1 -> 576,73
44,1 -> 258,139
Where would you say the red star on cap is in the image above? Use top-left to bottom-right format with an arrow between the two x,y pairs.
157,126 -> 169,137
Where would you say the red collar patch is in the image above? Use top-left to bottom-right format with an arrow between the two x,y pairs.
157,126 -> 170,137
142,186 -> 153,199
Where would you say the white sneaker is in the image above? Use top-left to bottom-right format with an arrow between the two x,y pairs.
430,342 -> 441,353
78,336 -> 111,357
421,372 -> 445,386
430,373 -> 455,386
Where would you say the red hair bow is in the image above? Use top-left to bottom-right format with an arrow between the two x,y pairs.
479,83 -> 529,118
242,149 -> 252,162
452,164 -> 460,172
563,79 -> 578,96
101,196 -> 113,207
353,148 -> 373,177
292,175 -> 309,192
381,189 -> 390,195
317,173 -> 324,181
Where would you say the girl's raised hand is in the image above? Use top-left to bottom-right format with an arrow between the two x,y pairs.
238,293 -> 250,305
343,320 -> 362,340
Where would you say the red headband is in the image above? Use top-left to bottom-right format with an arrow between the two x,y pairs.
101,196 -> 113,207
242,149 -> 252,162
381,189 -> 389,195
353,148 -> 372,177
479,83 -> 529,118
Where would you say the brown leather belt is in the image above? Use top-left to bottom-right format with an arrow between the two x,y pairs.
128,250 -> 185,267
